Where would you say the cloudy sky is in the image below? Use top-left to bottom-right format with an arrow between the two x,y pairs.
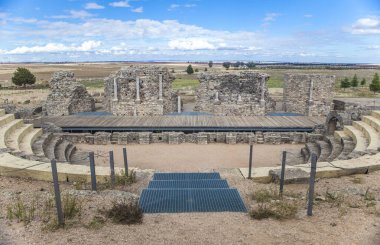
0,0 -> 379,63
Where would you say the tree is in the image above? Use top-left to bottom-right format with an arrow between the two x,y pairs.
12,67 -> 36,87
194,68 -> 199,72
351,74 -> 359,88
186,64 -> 194,74
370,73 -> 380,94
360,78 -> 366,86
340,77 -> 351,91
208,61 -> 213,68
246,62 -> 256,69
204,67 -> 208,71
222,62 -> 231,70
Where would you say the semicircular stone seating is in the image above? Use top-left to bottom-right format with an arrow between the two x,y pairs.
300,110 -> 380,163
0,109 -> 115,182
0,109 -> 83,164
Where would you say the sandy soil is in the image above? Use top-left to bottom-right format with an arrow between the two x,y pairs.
0,169 -> 379,245
77,143 -> 303,171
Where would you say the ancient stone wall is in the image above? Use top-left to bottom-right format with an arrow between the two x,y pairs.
194,72 -> 274,116
104,66 -> 178,116
330,99 -> 372,125
283,74 -> 335,117
62,131 -> 322,145
43,71 -> 95,116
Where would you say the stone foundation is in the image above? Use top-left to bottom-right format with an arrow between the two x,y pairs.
62,131 -> 321,145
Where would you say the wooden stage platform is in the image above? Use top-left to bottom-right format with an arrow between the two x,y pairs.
34,115 -> 325,132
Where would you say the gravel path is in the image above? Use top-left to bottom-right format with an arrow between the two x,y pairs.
77,143 -> 303,171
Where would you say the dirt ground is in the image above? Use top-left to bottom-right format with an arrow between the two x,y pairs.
0,168 -> 379,245
76,143 -> 303,171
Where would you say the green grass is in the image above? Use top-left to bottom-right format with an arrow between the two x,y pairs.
267,77 -> 283,88
172,78 -> 199,90
79,79 -> 104,89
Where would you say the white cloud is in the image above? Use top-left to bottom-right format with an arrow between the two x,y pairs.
304,14 -> 313,18
168,4 -> 196,11
349,16 -> 380,34
132,7 -> 143,13
85,3 -> 105,10
6,40 -> 101,54
262,13 -> 280,27
168,38 -> 216,50
51,10 -> 94,19
263,13 -> 280,22
109,1 -> 130,8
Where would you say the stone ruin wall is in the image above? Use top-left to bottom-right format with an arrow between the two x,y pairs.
43,71 -> 95,116
283,74 -> 335,117
62,131 -> 324,146
104,66 -> 178,116
194,72 -> 275,116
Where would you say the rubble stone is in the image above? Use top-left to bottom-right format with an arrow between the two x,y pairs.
44,71 -> 95,116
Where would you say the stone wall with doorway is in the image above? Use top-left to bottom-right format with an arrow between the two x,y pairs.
194,72 -> 275,116
104,66 -> 179,116
283,74 -> 335,117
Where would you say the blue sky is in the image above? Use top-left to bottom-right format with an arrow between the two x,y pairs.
0,0 -> 379,63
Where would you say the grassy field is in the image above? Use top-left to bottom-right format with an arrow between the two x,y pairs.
0,62 -> 379,96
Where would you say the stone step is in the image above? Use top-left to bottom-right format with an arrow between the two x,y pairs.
344,125 -> 368,152
337,138 -> 356,160
6,124 -> 33,152
0,119 -> 24,149
305,142 -> 319,162
32,133 -> 53,158
362,116 -> 380,134
69,150 -> 89,165
325,136 -> 343,162
301,147 -> 309,164
352,121 -> 379,151
371,111 -> 380,121
0,114 -> 15,127
316,140 -> 331,162
0,109 -> 5,116
334,130 -> 350,142
44,136 -> 64,160
19,128 -> 43,155
55,140 -> 72,162
65,144 -> 77,162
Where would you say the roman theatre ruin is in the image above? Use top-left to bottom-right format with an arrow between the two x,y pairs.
1,65 -> 380,183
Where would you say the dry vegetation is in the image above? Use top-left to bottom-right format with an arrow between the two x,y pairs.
0,169 -> 379,244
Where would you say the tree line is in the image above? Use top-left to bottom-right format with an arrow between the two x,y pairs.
340,73 -> 380,93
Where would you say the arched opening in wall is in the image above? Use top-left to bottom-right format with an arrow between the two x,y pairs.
325,113 -> 343,135
327,117 -> 338,135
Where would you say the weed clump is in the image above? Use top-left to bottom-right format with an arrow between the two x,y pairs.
116,170 -> 137,186
6,197 -> 36,225
249,188 -> 299,220
105,199 -> 143,225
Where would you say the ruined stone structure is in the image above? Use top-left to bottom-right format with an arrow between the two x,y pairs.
61,131 -> 324,146
104,66 -> 178,116
43,71 -> 95,116
194,72 -> 274,116
283,74 -> 335,117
